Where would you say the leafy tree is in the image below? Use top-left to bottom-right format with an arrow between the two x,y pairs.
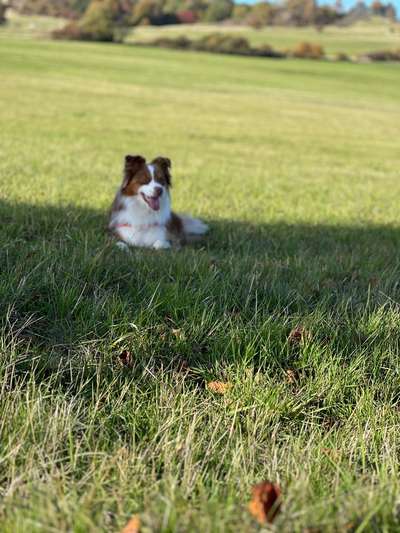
77,0 -> 129,40
184,0 -> 208,20
371,0 -> 385,15
71,0 -> 92,15
246,2 -> 276,28
132,0 -> 162,24
284,0 -> 317,25
385,2 -> 397,20
314,5 -> 339,25
232,3 -> 250,22
204,0 -> 233,22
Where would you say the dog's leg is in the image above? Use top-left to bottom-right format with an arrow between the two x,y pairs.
116,241 -> 130,251
179,214 -> 209,236
153,239 -> 171,250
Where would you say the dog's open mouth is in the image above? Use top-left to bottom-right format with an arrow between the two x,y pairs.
141,193 -> 160,211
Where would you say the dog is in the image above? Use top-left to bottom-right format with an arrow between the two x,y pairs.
109,155 -> 208,250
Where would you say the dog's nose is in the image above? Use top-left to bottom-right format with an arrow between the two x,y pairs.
153,186 -> 163,198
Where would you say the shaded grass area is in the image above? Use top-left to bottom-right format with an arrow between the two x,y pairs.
1,36 -> 400,531
2,199 -> 400,531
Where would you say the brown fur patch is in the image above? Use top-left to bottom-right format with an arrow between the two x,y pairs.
122,155 -> 151,196
167,211 -> 185,247
151,156 -> 172,187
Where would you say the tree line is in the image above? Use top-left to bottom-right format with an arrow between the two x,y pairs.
8,0 -> 398,27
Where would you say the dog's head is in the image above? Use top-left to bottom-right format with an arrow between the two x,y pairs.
121,155 -> 172,212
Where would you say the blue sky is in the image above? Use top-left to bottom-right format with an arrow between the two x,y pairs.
239,0 -> 400,12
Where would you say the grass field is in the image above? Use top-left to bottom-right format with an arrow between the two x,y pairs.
1,30 -> 400,532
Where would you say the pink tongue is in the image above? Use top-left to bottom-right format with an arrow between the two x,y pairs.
147,196 -> 160,211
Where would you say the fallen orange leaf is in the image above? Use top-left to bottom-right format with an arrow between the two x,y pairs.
285,368 -> 299,384
120,514 -> 140,533
206,381 -> 232,394
248,481 -> 281,524
118,350 -> 133,368
288,326 -> 311,345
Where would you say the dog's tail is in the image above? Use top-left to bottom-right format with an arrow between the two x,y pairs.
179,214 -> 209,241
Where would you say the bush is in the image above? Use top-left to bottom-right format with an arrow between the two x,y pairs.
361,49 -> 400,61
291,42 -> 325,59
255,43 -> 287,58
53,21 -> 86,39
79,0 -> 119,40
334,52 -> 350,62
143,32 -> 286,59
151,36 -> 192,49
194,33 -> 251,55
53,0 -> 128,42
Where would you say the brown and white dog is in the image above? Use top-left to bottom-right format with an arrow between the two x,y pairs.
109,155 -> 208,250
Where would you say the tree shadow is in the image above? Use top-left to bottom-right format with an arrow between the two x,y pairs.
1,198 -> 400,376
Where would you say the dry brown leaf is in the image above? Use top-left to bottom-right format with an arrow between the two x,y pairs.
322,447 -> 340,461
285,369 -> 299,384
288,326 -> 311,345
120,515 -> 140,533
118,350 -> 133,368
248,481 -> 281,524
206,381 -> 232,394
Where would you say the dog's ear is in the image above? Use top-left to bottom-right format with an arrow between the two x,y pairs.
122,155 -> 146,189
152,156 -> 172,186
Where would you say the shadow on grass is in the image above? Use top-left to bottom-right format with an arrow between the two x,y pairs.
1,198 -> 400,377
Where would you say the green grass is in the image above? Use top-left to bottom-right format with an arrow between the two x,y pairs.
1,33 -> 400,532
127,17 -> 400,56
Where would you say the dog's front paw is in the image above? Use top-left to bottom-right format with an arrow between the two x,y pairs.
116,241 -> 129,251
153,239 -> 171,250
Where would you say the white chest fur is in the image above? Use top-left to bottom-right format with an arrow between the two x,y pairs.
110,193 -> 172,249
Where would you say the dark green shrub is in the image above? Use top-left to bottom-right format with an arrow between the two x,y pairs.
53,0 -> 129,42
144,32 -> 286,60
255,43 -> 287,58
152,36 -> 192,49
194,33 -> 251,55
78,0 -> 118,41
361,49 -> 400,61
53,21 -> 85,39
334,52 -> 350,62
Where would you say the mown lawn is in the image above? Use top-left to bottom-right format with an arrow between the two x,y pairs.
1,35 -> 400,532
